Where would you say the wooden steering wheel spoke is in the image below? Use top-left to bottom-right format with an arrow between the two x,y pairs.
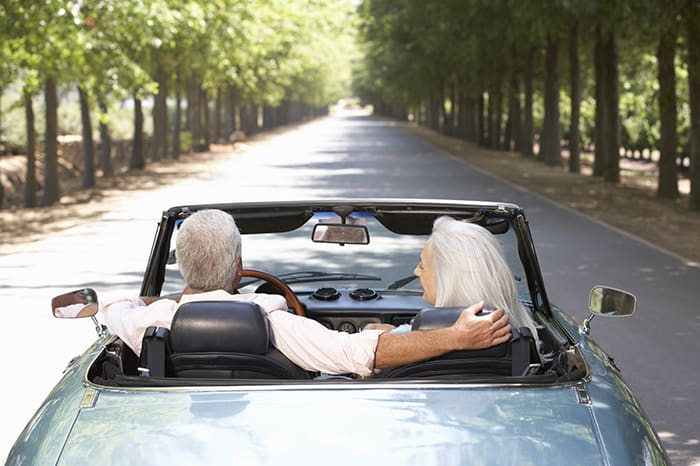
241,268 -> 305,316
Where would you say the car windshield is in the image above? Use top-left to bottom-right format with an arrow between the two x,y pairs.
161,212 -> 529,301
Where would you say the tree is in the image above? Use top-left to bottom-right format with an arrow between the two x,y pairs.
568,15 -> 582,173
23,86 -> 37,206
130,94 -> 145,170
687,0 -> 700,210
593,22 -> 622,183
541,34 -> 562,166
656,30 -> 679,198
78,85 -> 96,188
41,77 -> 60,205
97,98 -> 113,177
602,26 -> 621,183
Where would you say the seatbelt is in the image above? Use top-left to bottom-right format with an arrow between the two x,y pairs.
138,326 -> 170,377
511,327 -> 531,376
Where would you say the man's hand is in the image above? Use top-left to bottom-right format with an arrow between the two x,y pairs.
448,301 -> 512,350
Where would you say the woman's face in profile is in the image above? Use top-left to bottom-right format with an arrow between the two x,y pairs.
414,240 -> 437,305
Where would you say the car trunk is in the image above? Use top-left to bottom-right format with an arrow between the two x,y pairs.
57,385 -> 603,465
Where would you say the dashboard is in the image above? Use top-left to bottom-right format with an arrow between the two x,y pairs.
299,287 -> 426,333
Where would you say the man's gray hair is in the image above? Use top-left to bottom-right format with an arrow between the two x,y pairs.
176,209 -> 241,293
428,216 -> 539,339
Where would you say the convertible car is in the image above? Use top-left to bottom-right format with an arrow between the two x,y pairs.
7,199 -> 669,465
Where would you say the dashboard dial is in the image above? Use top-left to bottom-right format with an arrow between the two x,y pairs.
337,321 -> 357,334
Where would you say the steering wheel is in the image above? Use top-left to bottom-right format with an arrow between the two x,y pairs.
242,268 -> 305,316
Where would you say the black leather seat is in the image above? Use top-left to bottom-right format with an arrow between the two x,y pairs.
374,307 -> 540,379
142,301 -> 310,379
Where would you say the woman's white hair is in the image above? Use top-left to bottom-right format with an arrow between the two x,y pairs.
428,216 -> 539,340
175,209 -> 241,293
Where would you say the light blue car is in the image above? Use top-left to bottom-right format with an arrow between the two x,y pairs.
7,199 -> 670,465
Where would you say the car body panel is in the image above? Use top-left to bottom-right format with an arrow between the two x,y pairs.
9,340 -> 667,466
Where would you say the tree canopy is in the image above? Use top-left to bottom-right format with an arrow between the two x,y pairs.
1,0 -> 698,211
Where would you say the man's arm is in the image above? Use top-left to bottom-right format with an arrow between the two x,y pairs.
373,302 -> 511,369
139,295 -> 180,305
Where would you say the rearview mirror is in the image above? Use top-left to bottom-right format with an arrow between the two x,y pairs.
312,224 -> 370,245
52,288 -> 99,319
588,286 -> 636,317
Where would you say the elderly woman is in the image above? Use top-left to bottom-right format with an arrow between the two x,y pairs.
413,216 -> 539,340
369,216 -> 539,349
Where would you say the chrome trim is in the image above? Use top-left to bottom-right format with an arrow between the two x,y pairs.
79,387 -> 99,409
574,385 -> 591,405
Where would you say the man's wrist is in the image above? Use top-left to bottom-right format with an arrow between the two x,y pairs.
434,327 -> 459,352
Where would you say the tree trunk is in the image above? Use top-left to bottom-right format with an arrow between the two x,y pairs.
227,86 -> 238,135
487,90 -> 496,149
688,4 -> 700,210
448,81 -> 457,136
438,86 -> 447,134
214,88 -> 222,142
542,35 -> 562,166
593,25 -> 605,177
187,79 -> 205,151
428,94 -> 440,131
240,101 -> 254,134
97,97 -> 113,177
569,16 -> 582,174
41,77 -> 60,206
477,91 -> 486,147
507,75 -> 522,152
130,95 -> 145,170
24,87 -> 37,207
503,87 -> 513,151
0,88 -> 3,207
151,63 -> 168,161
201,89 -> 210,151
465,95 -> 477,142
602,26 -> 621,183
657,29 -> 679,199
456,87 -> 466,139
263,105 -> 273,130
78,85 -> 95,188
173,85 -> 181,159
523,49 -> 535,157
251,104 -> 260,133
494,84 -> 503,150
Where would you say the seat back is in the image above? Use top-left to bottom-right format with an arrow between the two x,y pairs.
375,307 -> 539,379
165,301 -> 309,379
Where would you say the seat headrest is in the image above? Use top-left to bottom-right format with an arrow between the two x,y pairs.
411,307 -> 466,331
170,301 -> 269,354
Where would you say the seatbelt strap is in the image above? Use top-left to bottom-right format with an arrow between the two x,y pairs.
139,326 -> 169,377
511,328 -> 531,376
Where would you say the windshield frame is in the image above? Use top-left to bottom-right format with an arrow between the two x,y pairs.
140,199 -> 552,317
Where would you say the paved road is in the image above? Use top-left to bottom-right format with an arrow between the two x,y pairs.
1,110 -> 698,464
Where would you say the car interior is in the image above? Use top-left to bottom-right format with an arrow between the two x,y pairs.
87,293 -> 586,388
80,201 -> 589,388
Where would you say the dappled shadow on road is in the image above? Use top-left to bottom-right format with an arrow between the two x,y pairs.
0,119 -> 316,249
0,148 -> 238,249
393,122 -> 700,266
658,429 -> 700,466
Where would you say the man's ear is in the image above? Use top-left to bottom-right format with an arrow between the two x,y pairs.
231,256 -> 243,288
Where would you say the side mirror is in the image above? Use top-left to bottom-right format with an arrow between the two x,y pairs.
52,288 -> 99,319
581,286 -> 636,335
588,286 -> 636,317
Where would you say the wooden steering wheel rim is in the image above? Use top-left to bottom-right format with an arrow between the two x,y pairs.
241,268 -> 305,316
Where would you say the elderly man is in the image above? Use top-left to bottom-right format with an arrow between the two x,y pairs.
103,209 -> 511,376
